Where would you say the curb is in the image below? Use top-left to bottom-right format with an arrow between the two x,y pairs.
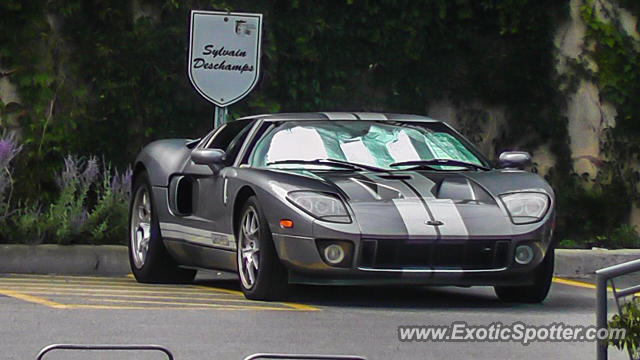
0,245 -> 129,276
554,249 -> 640,279
0,245 -> 638,277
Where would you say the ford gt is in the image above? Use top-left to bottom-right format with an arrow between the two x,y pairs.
129,112 -> 555,302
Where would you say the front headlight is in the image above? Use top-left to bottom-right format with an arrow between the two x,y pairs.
287,191 -> 351,223
500,192 -> 550,224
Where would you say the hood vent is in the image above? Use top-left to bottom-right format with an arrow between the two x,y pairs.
436,177 -> 496,203
375,174 -> 412,180
438,177 -> 475,200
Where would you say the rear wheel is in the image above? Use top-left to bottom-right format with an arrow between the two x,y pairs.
129,172 -> 196,283
494,247 -> 554,303
237,196 -> 289,300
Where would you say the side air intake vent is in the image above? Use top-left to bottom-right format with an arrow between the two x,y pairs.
169,175 -> 194,216
176,176 -> 193,215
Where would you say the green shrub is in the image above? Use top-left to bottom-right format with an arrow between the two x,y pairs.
608,297 -> 640,358
0,153 -> 131,245
558,239 -> 581,249
558,225 -> 640,249
598,225 -> 640,249
4,203 -> 46,244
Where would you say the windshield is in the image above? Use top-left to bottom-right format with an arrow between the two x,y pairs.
249,120 -> 486,170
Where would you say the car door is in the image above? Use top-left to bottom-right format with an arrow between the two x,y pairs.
170,119 -> 255,252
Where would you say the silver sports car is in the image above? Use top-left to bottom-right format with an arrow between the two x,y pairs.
129,112 -> 555,302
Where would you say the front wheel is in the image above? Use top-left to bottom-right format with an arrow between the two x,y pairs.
494,247 -> 554,303
237,196 -> 289,300
129,171 -> 196,283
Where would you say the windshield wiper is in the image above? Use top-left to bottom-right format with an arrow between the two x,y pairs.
267,158 -> 386,172
389,159 -> 489,171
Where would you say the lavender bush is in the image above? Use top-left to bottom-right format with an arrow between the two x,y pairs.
83,162 -> 132,244
0,132 -> 22,201
0,131 -> 23,239
44,156 -> 131,244
0,139 -> 131,244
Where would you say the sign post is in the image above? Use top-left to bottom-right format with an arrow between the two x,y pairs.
213,106 -> 228,129
188,10 -> 262,128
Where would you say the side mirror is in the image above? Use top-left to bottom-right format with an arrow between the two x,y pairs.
498,151 -> 531,169
191,148 -> 226,172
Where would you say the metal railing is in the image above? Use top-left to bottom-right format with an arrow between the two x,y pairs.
36,344 -> 174,359
244,354 -> 366,360
36,344 -> 367,360
596,258 -> 640,360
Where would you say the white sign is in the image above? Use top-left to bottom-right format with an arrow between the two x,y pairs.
188,10 -> 262,107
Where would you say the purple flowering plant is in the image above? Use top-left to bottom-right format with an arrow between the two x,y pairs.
0,129 -> 131,244
0,131 -> 23,215
47,156 -> 131,244
1,145 -> 131,244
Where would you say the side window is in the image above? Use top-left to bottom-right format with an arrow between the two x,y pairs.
244,122 -> 275,166
207,119 -> 254,165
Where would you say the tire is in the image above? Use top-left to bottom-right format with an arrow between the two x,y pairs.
236,196 -> 289,300
129,171 -> 196,283
494,247 -> 554,303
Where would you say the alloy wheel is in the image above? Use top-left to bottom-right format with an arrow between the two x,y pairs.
238,206 -> 260,289
130,186 -> 152,269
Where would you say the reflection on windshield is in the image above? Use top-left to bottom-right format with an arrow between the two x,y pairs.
250,121 -> 483,170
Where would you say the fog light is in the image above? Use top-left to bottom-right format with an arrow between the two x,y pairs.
515,245 -> 534,265
323,244 -> 345,265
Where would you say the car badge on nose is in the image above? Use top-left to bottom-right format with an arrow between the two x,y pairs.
425,220 -> 444,226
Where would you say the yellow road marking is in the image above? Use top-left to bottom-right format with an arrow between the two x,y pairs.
194,285 -> 322,311
0,285 -> 240,296
282,301 -> 321,311
553,277 -> 640,296
553,277 -> 616,291
65,304 -> 290,311
0,287 -> 313,311
0,288 -> 68,309
195,284 -> 243,296
19,291 -> 265,303
0,281 -> 224,292
3,274 -> 131,282
0,277 -> 138,285
91,298 -> 295,311
0,278 -> 256,296
0,275 -> 320,311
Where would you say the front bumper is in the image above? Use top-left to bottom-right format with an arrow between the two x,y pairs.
272,219 -> 553,287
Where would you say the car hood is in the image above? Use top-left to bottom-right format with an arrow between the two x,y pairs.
283,168 -> 553,239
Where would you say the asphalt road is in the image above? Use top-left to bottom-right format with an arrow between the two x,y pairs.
0,272 -> 632,360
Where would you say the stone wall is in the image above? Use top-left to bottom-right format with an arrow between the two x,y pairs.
426,0 -> 639,227
0,67 -> 20,132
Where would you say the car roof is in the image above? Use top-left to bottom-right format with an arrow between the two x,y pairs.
236,112 -> 439,122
